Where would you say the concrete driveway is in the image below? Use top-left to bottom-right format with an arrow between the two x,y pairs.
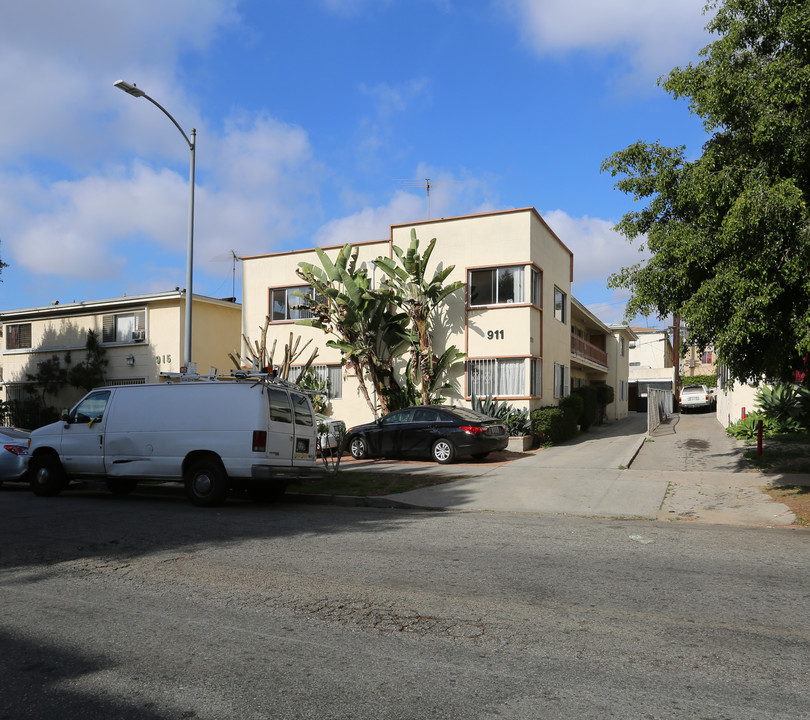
337,411 -> 804,526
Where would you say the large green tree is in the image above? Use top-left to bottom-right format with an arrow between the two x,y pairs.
602,0 -> 810,383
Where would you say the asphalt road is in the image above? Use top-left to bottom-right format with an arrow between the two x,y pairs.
2,488 -> 808,719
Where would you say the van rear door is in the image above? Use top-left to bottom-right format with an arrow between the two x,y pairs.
265,386 -> 295,465
60,390 -> 112,476
289,390 -> 316,461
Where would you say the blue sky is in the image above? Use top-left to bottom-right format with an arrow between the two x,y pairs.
1,0 -> 715,323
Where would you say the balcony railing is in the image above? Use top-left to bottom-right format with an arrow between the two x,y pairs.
571,335 -> 608,367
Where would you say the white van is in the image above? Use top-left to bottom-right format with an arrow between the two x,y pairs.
27,374 -> 318,506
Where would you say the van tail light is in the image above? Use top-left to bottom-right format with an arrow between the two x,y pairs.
252,431 -> 267,452
459,425 -> 485,435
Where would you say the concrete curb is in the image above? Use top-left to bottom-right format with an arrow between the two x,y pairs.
622,434 -> 648,470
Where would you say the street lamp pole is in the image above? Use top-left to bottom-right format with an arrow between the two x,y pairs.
114,80 -> 196,370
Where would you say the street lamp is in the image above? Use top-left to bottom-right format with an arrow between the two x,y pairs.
114,79 -> 196,371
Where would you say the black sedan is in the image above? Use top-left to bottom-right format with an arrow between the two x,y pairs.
344,406 -> 509,464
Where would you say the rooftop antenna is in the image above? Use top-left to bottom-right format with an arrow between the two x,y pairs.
395,178 -> 458,219
211,250 -> 242,300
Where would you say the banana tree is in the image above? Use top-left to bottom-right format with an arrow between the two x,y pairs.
296,244 -> 409,417
374,229 -> 465,406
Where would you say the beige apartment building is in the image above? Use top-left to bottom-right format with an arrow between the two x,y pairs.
242,207 -> 633,427
0,291 -> 241,415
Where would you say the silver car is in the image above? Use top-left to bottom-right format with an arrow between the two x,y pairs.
0,427 -> 30,487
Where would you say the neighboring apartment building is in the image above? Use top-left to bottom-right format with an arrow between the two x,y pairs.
0,291 -> 241,415
682,343 -> 717,378
627,327 -> 676,411
242,207 -> 633,427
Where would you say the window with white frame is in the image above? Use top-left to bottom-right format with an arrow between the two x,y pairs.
5,323 -> 32,350
270,286 -> 314,321
469,266 -> 524,307
102,311 -> 145,344
553,287 -> 567,323
620,380 -> 626,401
468,358 -> 525,397
553,362 -> 569,398
309,364 -> 343,399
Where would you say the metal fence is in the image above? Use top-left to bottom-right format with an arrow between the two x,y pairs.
647,388 -> 673,435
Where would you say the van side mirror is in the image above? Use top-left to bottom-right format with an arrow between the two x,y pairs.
61,410 -> 71,423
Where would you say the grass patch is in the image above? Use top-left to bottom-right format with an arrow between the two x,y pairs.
287,470 -> 464,497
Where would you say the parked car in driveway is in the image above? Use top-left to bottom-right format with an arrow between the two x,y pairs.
316,413 -> 345,453
343,406 -> 509,464
679,384 -> 716,413
0,427 -> 30,487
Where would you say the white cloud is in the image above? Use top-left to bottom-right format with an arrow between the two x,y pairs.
313,192 -> 424,247
500,0 -> 714,84
541,209 -> 648,287
0,1 -> 240,164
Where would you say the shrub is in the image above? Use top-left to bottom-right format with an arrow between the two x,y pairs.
571,385 -> 599,431
558,393 -> 583,423
724,413 -> 805,439
595,384 -> 614,407
531,407 -> 577,445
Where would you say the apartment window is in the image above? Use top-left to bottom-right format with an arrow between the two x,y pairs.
469,266 -> 524,306
701,350 -> 714,364
102,311 -> 146,344
530,358 -> 543,397
621,337 -> 626,356
6,323 -> 32,350
468,358 -> 525,397
620,380 -> 627,401
310,364 -> 343,399
530,268 -> 542,306
270,286 -> 314,321
553,362 -> 569,399
553,287 -> 567,323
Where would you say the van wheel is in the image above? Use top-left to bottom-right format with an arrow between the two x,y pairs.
432,439 -> 455,464
185,459 -> 230,507
30,454 -> 67,497
349,436 -> 368,460
106,479 -> 138,496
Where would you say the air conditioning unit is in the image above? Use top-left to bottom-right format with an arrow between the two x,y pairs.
132,331 -> 145,342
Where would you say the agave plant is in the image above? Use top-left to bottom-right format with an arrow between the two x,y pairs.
471,394 -> 532,436
754,383 -> 803,421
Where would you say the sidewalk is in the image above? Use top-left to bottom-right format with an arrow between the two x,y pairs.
327,412 -> 805,526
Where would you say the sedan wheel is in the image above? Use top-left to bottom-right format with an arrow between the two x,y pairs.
349,436 -> 368,460
432,439 -> 455,464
